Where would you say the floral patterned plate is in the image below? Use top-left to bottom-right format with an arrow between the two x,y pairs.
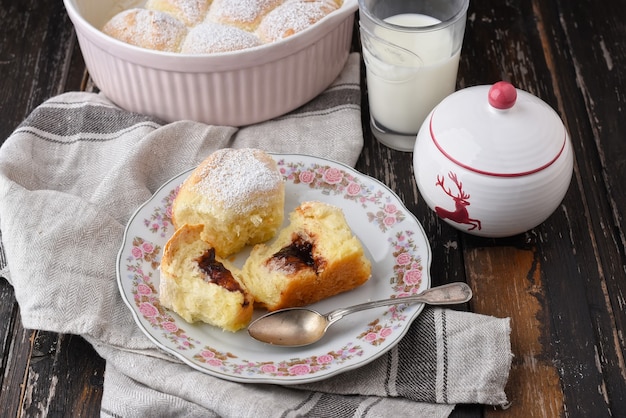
116,153 -> 431,385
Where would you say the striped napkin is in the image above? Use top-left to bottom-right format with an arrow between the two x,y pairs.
0,53 -> 511,417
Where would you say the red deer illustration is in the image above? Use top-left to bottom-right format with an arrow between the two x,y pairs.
434,172 -> 482,231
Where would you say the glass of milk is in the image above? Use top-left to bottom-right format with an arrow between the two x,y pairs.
359,0 -> 469,151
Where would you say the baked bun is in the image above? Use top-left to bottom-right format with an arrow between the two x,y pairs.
181,22 -> 262,53
256,0 -> 339,43
172,148 -> 285,258
102,8 -> 188,52
205,0 -> 285,31
145,0 -> 211,26
242,201 -> 371,311
159,224 -> 254,332
102,0 -> 344,53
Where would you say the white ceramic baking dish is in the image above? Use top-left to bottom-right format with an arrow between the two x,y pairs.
63,0 -> 357,126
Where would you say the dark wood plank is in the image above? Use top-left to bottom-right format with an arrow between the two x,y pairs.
548,0 -> 626,412
21,332 -> 105,417
531,0 -> 626,414
0,279 -> 26,418
466,244 -> 565,417
455,0 -> 626,416
0,0 -> 106,416
0,0 -> 78,141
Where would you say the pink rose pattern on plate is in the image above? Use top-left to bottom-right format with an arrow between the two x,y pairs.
278,159 -> 423,349
357,229 -> 423,346
125,236 -> 201,350
278,160 -> 406,232
143,186 -> 179,238
123,158 -> 426,378
193,343 -> 364,377
367,200 -> 407,232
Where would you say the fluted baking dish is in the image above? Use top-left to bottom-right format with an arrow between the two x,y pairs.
63,0 -> 357,126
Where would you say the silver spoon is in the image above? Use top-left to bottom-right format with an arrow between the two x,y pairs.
247,282 -> 472,346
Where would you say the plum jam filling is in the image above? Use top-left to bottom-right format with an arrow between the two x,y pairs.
196,248 -> 243,293
271,234 -> 316,270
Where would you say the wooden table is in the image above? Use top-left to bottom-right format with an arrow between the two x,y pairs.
1,0 -> 625,416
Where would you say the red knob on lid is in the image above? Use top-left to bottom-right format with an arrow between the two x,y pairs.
488,81 -> 517,109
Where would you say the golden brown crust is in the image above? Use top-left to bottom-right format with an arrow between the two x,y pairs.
256,0 -> 338,43
242,201 -> 372,311
206,0 -> 284,32
101,0 -> 343,53
172,148 -> 285,258
102,8 -> 188,52
159,224 -> 254,332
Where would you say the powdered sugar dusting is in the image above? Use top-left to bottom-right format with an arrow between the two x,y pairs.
103,0 -> 344,53
145,0 -> 210,26
182,23 -> 262,53
102,8 -> 187,51
193,149 -> 283,214
257,0 -> 338,42
207,0 -> 283,28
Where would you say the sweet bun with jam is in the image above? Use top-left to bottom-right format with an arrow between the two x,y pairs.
241,200 -> 371,311
172,148 -> 285,258
159,224 -> 254,332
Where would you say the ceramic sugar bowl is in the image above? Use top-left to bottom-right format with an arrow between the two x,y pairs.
413,81 -> 574,237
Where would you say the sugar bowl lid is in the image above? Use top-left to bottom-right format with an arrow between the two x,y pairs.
427,81 -> 568,176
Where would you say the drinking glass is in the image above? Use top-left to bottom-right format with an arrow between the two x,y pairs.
359,0 -> 469,151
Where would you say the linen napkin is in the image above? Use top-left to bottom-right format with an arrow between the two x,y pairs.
0,53 -> 512,417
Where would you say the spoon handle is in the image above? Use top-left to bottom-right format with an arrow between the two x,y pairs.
326,282 -> 472,324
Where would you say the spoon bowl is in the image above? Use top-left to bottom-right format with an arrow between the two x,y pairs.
248,282 -> 472,346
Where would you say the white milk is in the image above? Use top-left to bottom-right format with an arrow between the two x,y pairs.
364,13 -> 460,135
